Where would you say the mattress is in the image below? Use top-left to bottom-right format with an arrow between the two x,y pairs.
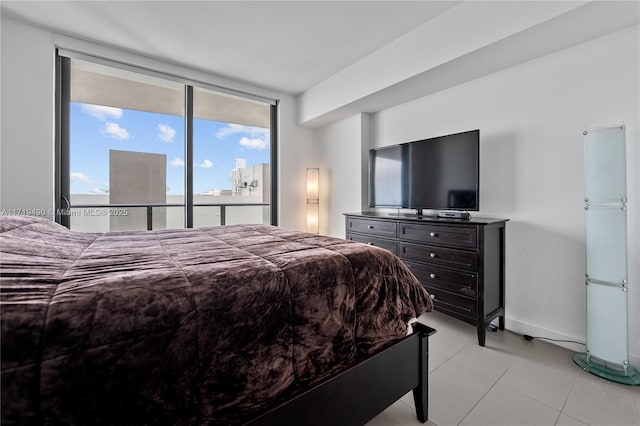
0,215 -> 432,424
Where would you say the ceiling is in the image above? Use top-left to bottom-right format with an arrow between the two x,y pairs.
0,0 -> 459,95
3,1 -> 638,127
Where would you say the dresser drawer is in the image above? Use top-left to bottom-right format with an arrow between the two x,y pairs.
403,261 -> 477,298
399,242 -> 477,271
399,223 -> 477,249
348,233 -> 397,254
425,286 -> 476,319
347,218 -> 397,239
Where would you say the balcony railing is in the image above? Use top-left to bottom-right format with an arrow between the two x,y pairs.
68,203 -> 270,231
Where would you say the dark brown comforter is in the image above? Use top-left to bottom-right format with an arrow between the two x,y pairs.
1,215 -> 431,425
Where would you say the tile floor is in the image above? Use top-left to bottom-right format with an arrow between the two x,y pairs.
367,311 -> 640,426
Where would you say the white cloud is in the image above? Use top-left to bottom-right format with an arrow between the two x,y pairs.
104,122 -> 130,140
215,123 -> 270,150
70,172 -> 92,185
90,187 -> 109,194
169,157 -> 185,167
216,123 -> 269,139
81,104 -> 123,121
239,137 -> 269,150
158,124 -> 176,142
197,159 -> 213,168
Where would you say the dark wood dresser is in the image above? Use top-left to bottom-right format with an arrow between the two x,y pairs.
344,212 -> 508,346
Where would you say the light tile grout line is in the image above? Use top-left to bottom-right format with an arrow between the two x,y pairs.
555,372 -> 584,426
454,347 -> 582,426
453,334 -> 574,426
494,351 -> 581,421
397,331 -> 474,424
455,354 -> 513,426
406,315 -> 572,426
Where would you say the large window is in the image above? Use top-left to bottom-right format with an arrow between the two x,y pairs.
56,54 -> 277,231
192,87 -> 272,227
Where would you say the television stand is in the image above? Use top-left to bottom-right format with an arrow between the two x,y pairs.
345,212 -> 509,346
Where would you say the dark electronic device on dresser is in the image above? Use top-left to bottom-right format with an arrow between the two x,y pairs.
438,210 -> 470,219
368,129 -> 479,217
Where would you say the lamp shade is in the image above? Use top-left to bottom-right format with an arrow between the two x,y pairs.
306,168 -> 319,201
306,168 -> 319,234
306,201 -> 319,234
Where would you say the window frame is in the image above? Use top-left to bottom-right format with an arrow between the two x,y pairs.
55,50 -> 278,230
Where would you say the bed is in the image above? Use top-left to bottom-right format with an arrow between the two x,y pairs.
1,215 -> 434,425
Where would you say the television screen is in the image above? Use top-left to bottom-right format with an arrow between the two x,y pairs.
368,144 -> 408,208
408,130 -> 479,211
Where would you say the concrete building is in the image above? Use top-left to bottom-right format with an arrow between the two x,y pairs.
69,156 -> 269,232
109,150 -> 167,231
231,162 -> 270,199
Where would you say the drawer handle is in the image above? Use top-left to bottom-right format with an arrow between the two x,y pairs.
430,294 -> 436,300
429,273 -> 436,279
368,225 -> 374,229
430,232 -> 437,237
367,242 -> 374,245
430,252 -> 436,258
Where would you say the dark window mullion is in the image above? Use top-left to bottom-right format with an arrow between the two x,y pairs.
270,103 -> 278,226
185,85 -> 194,228
55,53 -> 71,228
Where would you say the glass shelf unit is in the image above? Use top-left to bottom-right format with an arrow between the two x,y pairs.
573,124 -> 638,386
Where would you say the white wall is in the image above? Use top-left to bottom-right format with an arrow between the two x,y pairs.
277,93 -> 315,231
315,25 -> 640,366
0,17 -> 313,231
312,113 -> 369,237
1,18 -> 55,218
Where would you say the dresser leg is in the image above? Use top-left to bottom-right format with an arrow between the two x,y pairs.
499,315 -> 505,330
477,326 -> 486,347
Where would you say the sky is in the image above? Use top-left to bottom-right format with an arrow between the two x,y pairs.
70,102 -> 270,196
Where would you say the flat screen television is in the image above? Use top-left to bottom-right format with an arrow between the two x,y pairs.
368,129 -> 479,215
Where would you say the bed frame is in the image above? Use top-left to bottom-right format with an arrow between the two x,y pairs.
247,322 -> 436,425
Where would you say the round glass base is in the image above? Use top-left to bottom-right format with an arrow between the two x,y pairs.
573,352 -> 640,386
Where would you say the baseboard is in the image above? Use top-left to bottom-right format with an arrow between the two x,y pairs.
502,317 -> 640,370
502,317 -> 585,353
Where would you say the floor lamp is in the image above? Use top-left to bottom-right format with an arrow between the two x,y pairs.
573,124 -> 639,385
306,168 -> 319,234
